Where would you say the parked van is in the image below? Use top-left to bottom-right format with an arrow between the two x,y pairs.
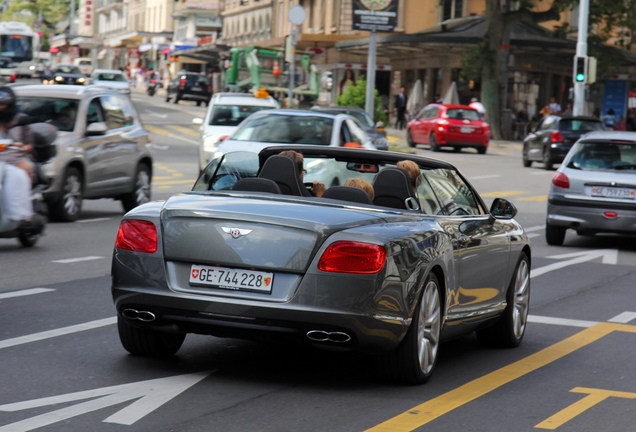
73,57 -> 94,76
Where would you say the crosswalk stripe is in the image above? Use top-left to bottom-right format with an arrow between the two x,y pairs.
170,125 -> 200,137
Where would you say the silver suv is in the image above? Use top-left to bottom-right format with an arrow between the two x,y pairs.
14,84 -> 153,222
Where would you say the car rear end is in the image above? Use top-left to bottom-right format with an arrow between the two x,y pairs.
549,117 -> 606,164
437,106 -> 489,151
547,132 -> 636,239
181,74 -> 211,102
112,194 -> 437,353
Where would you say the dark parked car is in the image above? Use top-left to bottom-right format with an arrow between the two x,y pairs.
111,145 -> 531,385
14,84 -> 153,222
522,115 -> 605,170
310,106 -> 388,150
45,64 -> 87,86
406,103 -> 490,154
546,131 -> 636,245
165,71 -> 211,106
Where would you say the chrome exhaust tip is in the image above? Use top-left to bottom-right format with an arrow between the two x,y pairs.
122,308 -> 156,322
306,330 -> 352,343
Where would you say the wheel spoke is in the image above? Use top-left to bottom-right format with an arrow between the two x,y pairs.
512,259 -> 530,338
417,281 -> 441,374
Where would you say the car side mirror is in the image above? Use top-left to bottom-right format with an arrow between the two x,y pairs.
86,122 -> 108,136
489,198 -> 517,220
192,118 -> 203,125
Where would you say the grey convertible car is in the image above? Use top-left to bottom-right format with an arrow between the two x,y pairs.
111,146 -> 531,384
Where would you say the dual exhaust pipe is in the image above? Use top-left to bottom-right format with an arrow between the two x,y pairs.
306,330 -> 352,343
122,308 -> 156,322
122,310 -> 351,344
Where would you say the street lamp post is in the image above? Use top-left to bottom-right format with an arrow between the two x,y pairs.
573,0 -> 590,116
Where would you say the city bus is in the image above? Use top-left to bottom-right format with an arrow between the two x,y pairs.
0,21 -> 38,62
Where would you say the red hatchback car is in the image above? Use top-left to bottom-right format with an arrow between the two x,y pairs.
407,103 -> 490,154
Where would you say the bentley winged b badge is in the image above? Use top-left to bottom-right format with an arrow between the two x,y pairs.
222,227 -> 253,239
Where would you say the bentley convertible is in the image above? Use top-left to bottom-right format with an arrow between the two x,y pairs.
111,146 -> 531,384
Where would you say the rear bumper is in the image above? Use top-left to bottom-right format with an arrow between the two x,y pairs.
547,198 -> 636,233
113,288 -> 409,353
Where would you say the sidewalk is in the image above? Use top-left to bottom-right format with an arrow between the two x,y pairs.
384,126 -> 521,147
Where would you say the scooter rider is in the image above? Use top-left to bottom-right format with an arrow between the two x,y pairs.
0,86 -> 39,230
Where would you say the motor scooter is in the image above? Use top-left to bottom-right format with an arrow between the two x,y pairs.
147,78 -> 158,96
0,123 -> 57,247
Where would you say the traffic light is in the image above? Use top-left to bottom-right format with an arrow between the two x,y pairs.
574,56 -> 587,83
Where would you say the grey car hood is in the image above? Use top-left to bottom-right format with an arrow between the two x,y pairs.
159,193 -> 395,272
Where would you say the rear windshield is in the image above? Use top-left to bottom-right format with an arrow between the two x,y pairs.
16,97 -> 79,133
558,119 -> 605,132
567,142 -> 636,170
96,72 -> 126,81
184,75 -> 208,85
446,109 -> 481,121
232,114 -> 334,145
209,105 -> 276,127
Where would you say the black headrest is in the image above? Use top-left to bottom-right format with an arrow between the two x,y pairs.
322,186 -> 373,205
373,167 -> 420,210
258,155 -> 310,196
232,177 -> 281,194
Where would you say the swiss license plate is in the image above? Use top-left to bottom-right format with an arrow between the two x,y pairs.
189,264 -> 274,292
460,127 -> 473,133
590,186 -> 635,199
191,87 -> 202,91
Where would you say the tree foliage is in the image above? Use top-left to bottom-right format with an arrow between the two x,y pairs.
0,0 -> 71,32
480,0 -> 636,139
336,78 -> 388,124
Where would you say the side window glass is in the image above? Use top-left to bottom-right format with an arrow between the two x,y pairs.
339,121 -> 349,146
346,118 -> 366,146
118,95 -> 136,127
425,168 -> 482,216
430,108 -> 439,118
86,99 -> 104,126
416,173 -> 442,215
100,95 -> 126,130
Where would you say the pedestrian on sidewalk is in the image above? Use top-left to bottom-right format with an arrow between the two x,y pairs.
394,87 -> 408,130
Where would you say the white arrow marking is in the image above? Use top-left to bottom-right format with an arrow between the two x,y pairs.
530,249 -> 618,278
0,288 -> 54,300
0,372 -> 213,431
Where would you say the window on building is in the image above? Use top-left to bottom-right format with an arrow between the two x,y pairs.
442,0 -> 464,21
331,0 -> 341,31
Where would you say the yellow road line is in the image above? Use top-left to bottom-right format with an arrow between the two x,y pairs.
145,125 -> 171,136
367,323 -> 636,432
480,190 -> 526,198
169,125 -> 200,137
517,195 -> 548,202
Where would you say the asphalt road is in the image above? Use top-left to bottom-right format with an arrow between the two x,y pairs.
1,88 -> 635,431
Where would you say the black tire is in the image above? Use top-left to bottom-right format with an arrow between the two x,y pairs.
165,93 -> 170,102
18,231 -> 39,247
380,273 -> 442,384
522,145 -> 532,167
174,94 -> 180,104
49,166 -> 83,222
477,146 -> 487,155
543,147 -> 553,170
196,101 -> 202,107
430,134 -> 439,152
407,130 -> 415,147
121,163 -> 151,213
117,318 -> 185,357
545,222 -> 566,246
476,252 -> 530,348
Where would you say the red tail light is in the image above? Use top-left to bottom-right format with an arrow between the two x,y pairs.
552,172 -> 570,189
318,241 -> 386,274
550,131 -> 564,143
116,220 -> 157,253
150,79 -> 156,84
179,78 -> 186,88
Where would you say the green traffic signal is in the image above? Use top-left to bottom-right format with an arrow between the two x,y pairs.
575,72 -> 585,82
574,57 -> 586,83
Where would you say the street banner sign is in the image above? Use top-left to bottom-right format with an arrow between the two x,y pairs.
352,0 -> 399,32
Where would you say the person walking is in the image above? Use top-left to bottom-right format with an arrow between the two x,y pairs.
394,87 -> 408,130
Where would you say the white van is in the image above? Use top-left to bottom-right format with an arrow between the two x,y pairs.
192,92 -> 280,172
73,57 -> 94,76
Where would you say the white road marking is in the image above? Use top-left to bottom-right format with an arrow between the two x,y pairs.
471,175 -> 500,180
0,317 -> 116,350
608,311 -> 636,323
527,233 -> 541,239
77,218 -> 111,223
528,315 -> 598,328
531,249 -> 618,278
524,225 -> 545,232
52,256 -> 104,264
0,372 -> 213,431
0,288 -> 54,300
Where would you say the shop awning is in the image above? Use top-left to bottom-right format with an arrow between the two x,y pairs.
171,43 -> 230,63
